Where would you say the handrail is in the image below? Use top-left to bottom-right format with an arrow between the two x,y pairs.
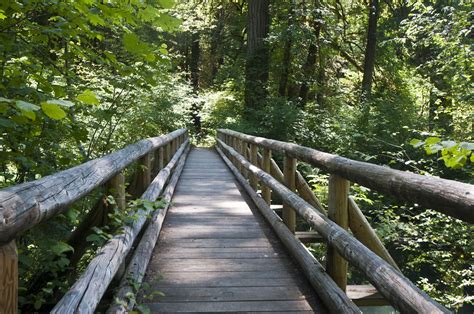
216,136 -> 448,313
52,139 -> 191,313
218,129 -> 474,223
0,128 -> 187,245
215,145 -> 360,313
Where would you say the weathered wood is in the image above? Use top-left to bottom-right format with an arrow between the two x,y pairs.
217,138 -> 449,313
262,148 -> 272,205
257,151 -> 326,214
146,300 -> 313,312
249,144 -> 258,190
326,174 -> 349,291
139,148 -> 321,312
153,146 -> 164,176
0,129 -> 187,245
164,141 -> 171,165
347,285 -> 388,306
0,241 -> 17,314
348,197 -> 400,271
216,146 -> 359,313
217,129 -> 474,223
171,138 -> 177,155
108,172 -> 126,211
283,154 -> 297,233
107,144 -> 190,313
52,139 -> 189,314
295,231 -> 324,244
138,153 -> 152,194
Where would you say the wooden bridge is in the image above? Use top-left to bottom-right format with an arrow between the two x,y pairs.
0,129 -> 472,313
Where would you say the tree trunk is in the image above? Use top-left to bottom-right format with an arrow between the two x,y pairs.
210,8 -> 225,83
278,1 -> 295,97
245,0 -> 270,115
299,0 -> 323,107
360,0 -> 379,100
190,32 -> 200,92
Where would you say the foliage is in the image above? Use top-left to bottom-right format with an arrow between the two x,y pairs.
411,137 -> 474,169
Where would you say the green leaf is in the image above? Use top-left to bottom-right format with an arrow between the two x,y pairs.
0,10 -> 6,20
123,33 -> 140,52
41,103 -> 67,120
409,138 -> 424,148
425,137 -> 441,145
158,0 -> 174,9
21,110 -> 36,121
15,100 -> 40,112
76,89 -> 99,105
51,242 -> 74,255
470,154 -> 474,162
46,99 -> 74,107
0,118 -> 15,128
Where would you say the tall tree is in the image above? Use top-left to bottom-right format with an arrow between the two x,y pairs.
278,0 -> 295,97
360,0 -> 379,100
299,0 -> 323,107
245,0 -> 270,114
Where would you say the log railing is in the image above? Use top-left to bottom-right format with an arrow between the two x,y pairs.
216,129 -> 473,313
0,129 -> 189,313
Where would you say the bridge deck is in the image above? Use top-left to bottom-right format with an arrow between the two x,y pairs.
140,148 -> 325,312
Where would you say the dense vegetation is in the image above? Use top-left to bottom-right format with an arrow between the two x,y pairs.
0,0 -> 472,312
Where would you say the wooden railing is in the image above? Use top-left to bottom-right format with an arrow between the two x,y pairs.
0,129 -> 189,313
216,129 -> 473,313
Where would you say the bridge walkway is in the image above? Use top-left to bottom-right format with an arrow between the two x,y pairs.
139,148 -> 325,312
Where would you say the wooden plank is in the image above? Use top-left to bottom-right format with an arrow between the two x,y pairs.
217,138 -> 448,313
139,148 -> 319,313
250,143 -> 259,190
155,273 -> 297,287
156,238 -> 273,248
217,129 -> 474,223
262,147 -> 272,205
283,154 -> 297,233
160,230 -> 265,239
0,129 -> 187,245
52,140 -> 190,313
150,286 -> 306,302
347,284 -> 389,306
0,241 -> 17,314
295,231 -> 324,244
146,300 -> 313,312
326,174 -> 349,291
151,259 -> 290,272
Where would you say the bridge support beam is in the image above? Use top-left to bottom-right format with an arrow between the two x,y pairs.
326,174 -> 350,291
262,148 -> 272,205
249,144 -> 259,190
0,241 -> 17,314
283,154 -> 297,233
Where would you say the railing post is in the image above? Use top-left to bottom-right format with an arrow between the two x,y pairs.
249,144 -> 258,190
137,153 -> 151,194
234,137 -> 242,173
262,148 -> 272,205
0,241 -> 18,314
326,174 -> 350,291
283,154 -> 297,233
164,141 -> 171,166
108,172 -> 126,211
154,146 -> 164,175
171,138 -> 177,155
241,141 -> 248,179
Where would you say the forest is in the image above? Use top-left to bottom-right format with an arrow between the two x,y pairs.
0,0 -> 472,312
